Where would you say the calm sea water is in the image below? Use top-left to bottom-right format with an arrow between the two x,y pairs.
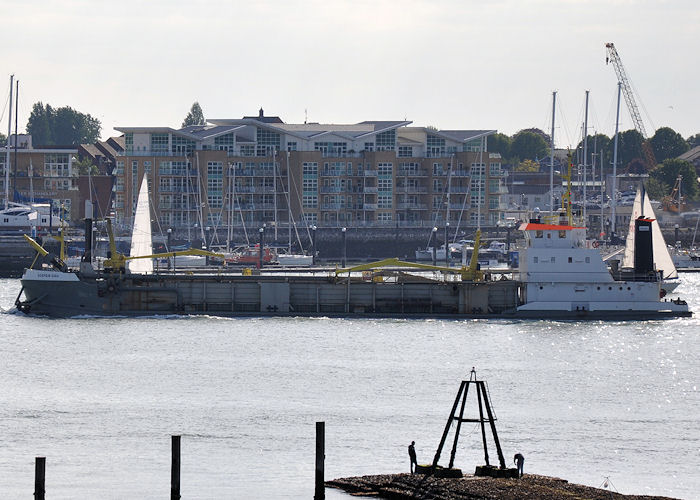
1,276 -> 699,500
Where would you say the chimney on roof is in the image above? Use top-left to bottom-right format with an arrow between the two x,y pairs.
259,108 -> 264,118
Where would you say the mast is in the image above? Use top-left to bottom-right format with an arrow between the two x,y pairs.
287,151 -> 292,253
4,74 -> 13,210
582,90 -> 589,229
611,81 -> 622,238
13,79 -> 18,203
273,148 -> 278,241
550,91 -> 556,215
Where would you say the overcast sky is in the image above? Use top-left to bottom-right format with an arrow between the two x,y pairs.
1,0 -> 697,146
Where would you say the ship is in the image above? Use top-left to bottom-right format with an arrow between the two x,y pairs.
15,210 -> 690,319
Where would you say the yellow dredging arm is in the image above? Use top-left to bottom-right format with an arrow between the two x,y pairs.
103,218 -> 225,271
23,234 -> 68,272
335,230 -> 483,281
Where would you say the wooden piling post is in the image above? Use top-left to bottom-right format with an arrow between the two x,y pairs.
34,456 -> 45,500
171,435 -> 181,500
315,421 -> 325,500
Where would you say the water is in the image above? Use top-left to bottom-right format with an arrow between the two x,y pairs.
1,276 -> 699,499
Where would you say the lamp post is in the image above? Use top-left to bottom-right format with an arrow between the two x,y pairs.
431,226 -> 438,266
258,226 -> 265,269
341,227 -> 347,268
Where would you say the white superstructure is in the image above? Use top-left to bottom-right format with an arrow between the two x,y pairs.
516,221 -> 688,316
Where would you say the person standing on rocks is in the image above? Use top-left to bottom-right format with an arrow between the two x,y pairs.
408,441 -> 417,474
514,452 -> 524,477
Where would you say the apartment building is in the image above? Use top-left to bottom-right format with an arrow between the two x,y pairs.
0,139 -> 80,220
114,110 -> 506,232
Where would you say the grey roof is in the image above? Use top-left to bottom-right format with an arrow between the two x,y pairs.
438,130 -> 495,142
679,145 -> 700,162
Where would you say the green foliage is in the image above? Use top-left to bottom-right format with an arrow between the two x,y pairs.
650,127 -> 689,163
520,127 -> 551,144
607,129 -> 645,170
26,102 -> 101,146
687,133 -> 700,149
487,133 -> 511,158
645,177 -> 669,201
182,102 -> 205,127
649,158 -> 698,200
0,132 -> 6,145
73,157 -> 99,175
575,133 -> 611,168
510,130 -> 549,161
515,159 -> 540,172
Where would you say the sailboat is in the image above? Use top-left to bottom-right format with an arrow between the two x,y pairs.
621,186 -> 679,292
127,178 -> 154,273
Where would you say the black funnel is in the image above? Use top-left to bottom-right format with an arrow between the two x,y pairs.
633,217 -> 654,274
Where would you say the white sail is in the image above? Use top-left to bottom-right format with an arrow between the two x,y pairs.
622,187 -> 677,279
128,179 -> 153,274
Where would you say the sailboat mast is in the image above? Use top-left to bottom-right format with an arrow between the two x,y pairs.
611,81 -> 622,237
5,74 -> 13,210
287,151 -> 292,253
550,91 -> 556,216
273,148 -> 278,241
13,79 -> 18,203
582,90 -> 589,228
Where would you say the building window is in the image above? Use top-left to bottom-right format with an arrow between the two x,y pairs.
375,130 -> 396,151
150,133 -> 169,154
398,145 -> 412,157
287,141 -> 297,152
256,128 -> 281,155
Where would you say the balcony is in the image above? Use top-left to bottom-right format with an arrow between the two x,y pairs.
321,170 -> 346,177
360,203 -> 378,210
321,203 -> 345,210
361,186 -> 378,193
395,186 -> 427,194
397,202 -> 427,210
397,169 -> 428,177
451,170 -> 471,177
320,186 -> 345,193
362,170 -> 377,177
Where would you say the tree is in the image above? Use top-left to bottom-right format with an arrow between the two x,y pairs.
0,132 -> 6,145
687,133 -> 700,149
515,159 -> 540,172
73,157 -> 99,175
606,129 -> 645,171
26,102 -> 53,145
182,102 -> 205,127
520,127 -> 551,145
649,158 -> 698,200
650,127 -> 689,163
510,130 -> 549,161
575,133 -> 611,168
645,177 -> 669,201
487,133 -> 511,158
26,102 -> 101,146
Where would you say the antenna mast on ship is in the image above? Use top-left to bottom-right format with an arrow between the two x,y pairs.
582,90 -> 589,230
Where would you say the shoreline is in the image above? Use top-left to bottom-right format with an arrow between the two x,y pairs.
326,473 -> 680,500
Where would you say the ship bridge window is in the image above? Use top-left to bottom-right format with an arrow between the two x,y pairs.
568,257 -> 572,263
585,257 -> 590,263
533,256 -> 538,263
551,257 -> 555,263
547,232 -> 552,239
559,230 -> 566,238
535,230 -> 543,238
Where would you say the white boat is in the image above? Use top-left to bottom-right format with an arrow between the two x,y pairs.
621,187 -> 679,292
672,249 -> 700,269
415,245 -> 447,261
0,202 -> 60,234
276,253 -> 313,266
515,217 -> 689,318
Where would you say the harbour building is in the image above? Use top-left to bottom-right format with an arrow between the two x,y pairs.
114,110 -> 506,234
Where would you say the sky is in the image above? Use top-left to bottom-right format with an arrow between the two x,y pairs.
1,0 -> 698,147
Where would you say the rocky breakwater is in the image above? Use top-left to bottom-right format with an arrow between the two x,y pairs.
327,473 -> 678,500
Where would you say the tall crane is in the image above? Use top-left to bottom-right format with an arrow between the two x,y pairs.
605,42 -> 657,170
